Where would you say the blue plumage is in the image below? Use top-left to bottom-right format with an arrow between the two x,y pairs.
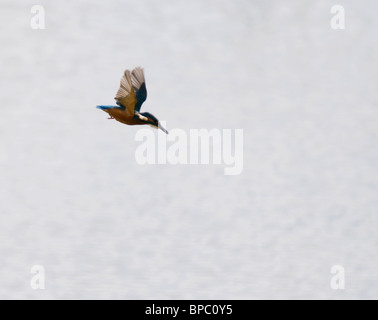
96,105 -> 124,110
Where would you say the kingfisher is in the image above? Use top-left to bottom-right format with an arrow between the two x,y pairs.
97,67 -> 168,134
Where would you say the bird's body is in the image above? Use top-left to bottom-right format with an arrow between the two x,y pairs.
96,67 -> 168,134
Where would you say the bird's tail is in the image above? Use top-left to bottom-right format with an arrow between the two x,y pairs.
96,105 -> 117,110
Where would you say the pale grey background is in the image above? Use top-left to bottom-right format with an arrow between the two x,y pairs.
0,0 -> 377,299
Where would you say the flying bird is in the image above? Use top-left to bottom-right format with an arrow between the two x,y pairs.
97,67 -> 168,134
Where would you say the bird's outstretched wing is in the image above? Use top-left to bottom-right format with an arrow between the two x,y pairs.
114,70 -> 137,114
131,67 -> 147,112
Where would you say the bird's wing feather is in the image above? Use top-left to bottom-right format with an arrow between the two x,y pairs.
131,67 -> 147,112
114,70 -> 137,114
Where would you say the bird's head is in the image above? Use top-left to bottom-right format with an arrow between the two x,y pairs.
137,112 -> 168,134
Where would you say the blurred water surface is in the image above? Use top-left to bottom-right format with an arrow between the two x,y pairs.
0,0 -> 377,299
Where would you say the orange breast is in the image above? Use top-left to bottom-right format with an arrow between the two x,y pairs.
106,108 -> 145,126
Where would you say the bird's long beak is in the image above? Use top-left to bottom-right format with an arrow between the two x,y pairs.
158,122 -> 168,134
